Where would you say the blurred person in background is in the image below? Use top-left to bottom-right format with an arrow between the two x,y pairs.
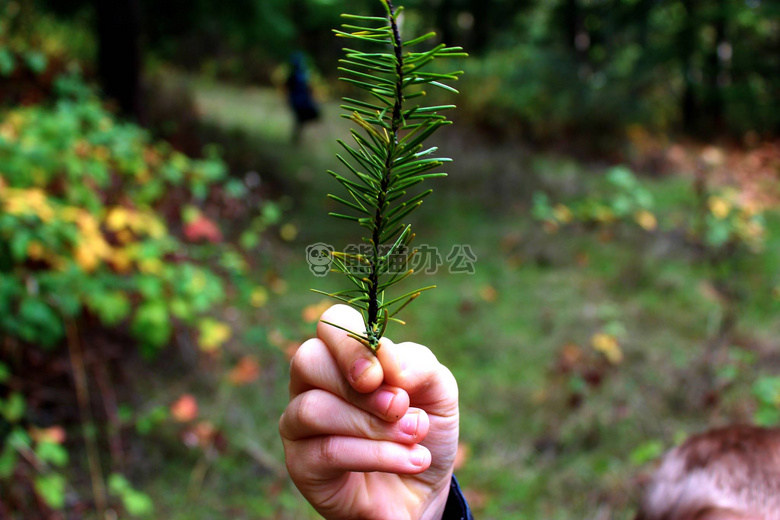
286,52 -> 320,144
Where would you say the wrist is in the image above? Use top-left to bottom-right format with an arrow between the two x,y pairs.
419,476 -> 454,520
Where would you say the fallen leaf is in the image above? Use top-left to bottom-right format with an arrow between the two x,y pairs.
701,146 -> 725,167
171,394 -> 198,423
181,420 -> 217,449
30,426 -> 66,445
250,286 -> 269,308
302,300 -> 332,323
479,285 -> 497,303
556,343 -> 583,373
708,196 -> 731,220
553,204 -> 573,223
280,223 -> 298,242
228,356 -> 261,386
268,329 -> 286,348
591,333 -> 623,365
184,215 -> 223,243
575,252 -> 589,267
634,210 -> 658,231
198,319 -> 232,352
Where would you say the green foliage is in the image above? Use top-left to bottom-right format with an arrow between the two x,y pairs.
34,473 -> 67,509
109,474 -> 155,517
0,2 -> 95,80
629,439 -> 665,467
533,166 -> 658,233
317,0 -> 465,351
752,376 -> 780,426
696,188 -> 767,252
450,0 -> 780,141
0,402 -> 70,510
0,58 -> 267,517
0,75 -> 235,350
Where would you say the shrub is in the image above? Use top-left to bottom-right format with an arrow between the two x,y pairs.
0,73 -> 269,515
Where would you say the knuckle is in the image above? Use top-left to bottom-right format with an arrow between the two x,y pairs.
318,436 -> 340,467
364,412 -> 382,437
403,341 -> 439,369
368,443 -> 385,468
441,365 -> 458,394
284,444 -> 305,480
441,368 -> 460,406
294,391 -> 318,428
290,339 -> 320,374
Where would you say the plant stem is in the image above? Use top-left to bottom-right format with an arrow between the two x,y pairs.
66,320 -> 107,517
367,1 -> 405,350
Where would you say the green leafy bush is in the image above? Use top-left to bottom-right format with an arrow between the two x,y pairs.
0,71 -> 271,515
532,166 -> 658,233
0,78 -> 234,350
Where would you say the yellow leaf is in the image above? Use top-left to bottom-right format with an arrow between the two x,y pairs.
594,206 -> 615,223
479,285 -> 497,302
106,207 -> 130,231
634,210 -> 657,231
116,229 -> 134,244
138,258 -> 163,275
27,241 -> 44,260
74,244 -> 100,272
591,333 -> 623,365
251,286 -> 269,308
552,204 -> 573,224
301,300 -> 331,323
708,196 -> 731,220
198,319 -> 231,352
280,223 -> 298,242
108,249 -> 133,273
30,426 -> 66,445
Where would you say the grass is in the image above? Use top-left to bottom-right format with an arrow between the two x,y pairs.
142,74 -> 780,519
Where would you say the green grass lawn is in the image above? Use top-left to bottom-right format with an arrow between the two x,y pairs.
144,74 -> 780,519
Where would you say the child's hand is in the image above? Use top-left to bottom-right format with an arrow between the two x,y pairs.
280,304 -> 459,520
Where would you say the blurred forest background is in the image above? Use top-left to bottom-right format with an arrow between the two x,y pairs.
1,0 -> 779,518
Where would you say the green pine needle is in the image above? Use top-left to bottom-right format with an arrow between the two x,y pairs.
317,0 -> 465,353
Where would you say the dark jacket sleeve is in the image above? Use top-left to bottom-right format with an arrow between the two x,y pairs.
442,475 -> 474,520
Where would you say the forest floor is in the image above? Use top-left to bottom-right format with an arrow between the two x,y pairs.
141,74 -> 780,520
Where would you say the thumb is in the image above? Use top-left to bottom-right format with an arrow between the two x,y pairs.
376,338 -> 458,414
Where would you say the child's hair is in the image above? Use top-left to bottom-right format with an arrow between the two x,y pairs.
635,425 -> 780,520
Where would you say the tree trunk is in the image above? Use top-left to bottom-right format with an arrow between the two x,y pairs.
95,0 -> 142,118
703,0 -> 726,135
435,0 -> 454,48
679,0 -> 698,134
470,0 -> 490,54
564,0 -> 580,53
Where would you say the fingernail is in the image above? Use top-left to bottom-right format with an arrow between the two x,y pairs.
350,357 -> 372,384
410,447 -> 429,468
375,389 -> 395,415
399,412 -> 419,437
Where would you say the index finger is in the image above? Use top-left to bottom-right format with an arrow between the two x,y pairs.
316,304 -> 384,394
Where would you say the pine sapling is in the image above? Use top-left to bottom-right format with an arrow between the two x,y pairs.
314,0 -> 466,353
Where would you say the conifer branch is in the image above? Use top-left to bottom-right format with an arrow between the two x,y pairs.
318,0 -> 466,353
